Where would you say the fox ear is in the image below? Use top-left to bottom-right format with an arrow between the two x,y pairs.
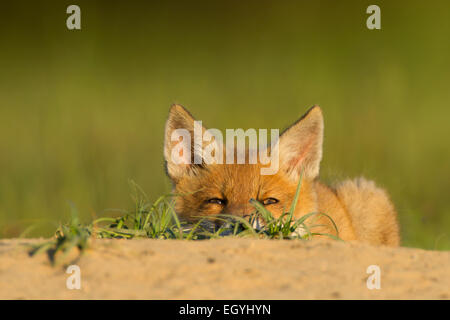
164,104 -> 208,181
277,105 -> 324,180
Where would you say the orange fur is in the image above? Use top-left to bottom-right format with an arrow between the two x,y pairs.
164,104 -> 400,246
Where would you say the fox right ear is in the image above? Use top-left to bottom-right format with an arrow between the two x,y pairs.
164,104 -> 207,181
277,105 -> 324,181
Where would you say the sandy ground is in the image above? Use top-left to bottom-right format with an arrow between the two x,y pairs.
0,238 -> 448,299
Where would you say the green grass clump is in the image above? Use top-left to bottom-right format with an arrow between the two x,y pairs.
30,177 -> 340,265
91,181 -> 185,240
29,205 -> 91,266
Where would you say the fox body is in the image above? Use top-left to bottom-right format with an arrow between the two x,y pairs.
164,104 -> 400,246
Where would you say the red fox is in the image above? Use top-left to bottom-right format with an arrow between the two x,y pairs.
164,104 -> 400,246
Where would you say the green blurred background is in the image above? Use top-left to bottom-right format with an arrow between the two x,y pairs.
0,1 -> 449,249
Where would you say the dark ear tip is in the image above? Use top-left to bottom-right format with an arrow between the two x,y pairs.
301,105 -> 323,123
308,105 -> 322,114
169,103 -> 196,118
169,103 -> 186,112
291,105 -> 323,125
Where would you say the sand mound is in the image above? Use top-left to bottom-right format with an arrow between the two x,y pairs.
0,238 -> 448,299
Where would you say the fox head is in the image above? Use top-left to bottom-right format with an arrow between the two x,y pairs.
163,104 -> 324,225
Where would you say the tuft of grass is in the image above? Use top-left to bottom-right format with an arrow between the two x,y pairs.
29,204 -> 91,266
92,181 -> 185,239
30,177 -> 341,264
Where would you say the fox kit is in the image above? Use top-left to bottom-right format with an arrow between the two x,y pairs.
164,104 -> 400,246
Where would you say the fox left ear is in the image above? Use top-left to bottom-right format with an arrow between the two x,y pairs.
164,104 -> 217,182
277,105 -> 324,181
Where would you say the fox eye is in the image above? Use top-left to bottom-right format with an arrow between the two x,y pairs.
262,198 -> 279,205
206,198 -> 227,205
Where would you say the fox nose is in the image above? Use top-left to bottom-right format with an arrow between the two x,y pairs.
219,202 -> 265,230
226,203 -> 255,217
